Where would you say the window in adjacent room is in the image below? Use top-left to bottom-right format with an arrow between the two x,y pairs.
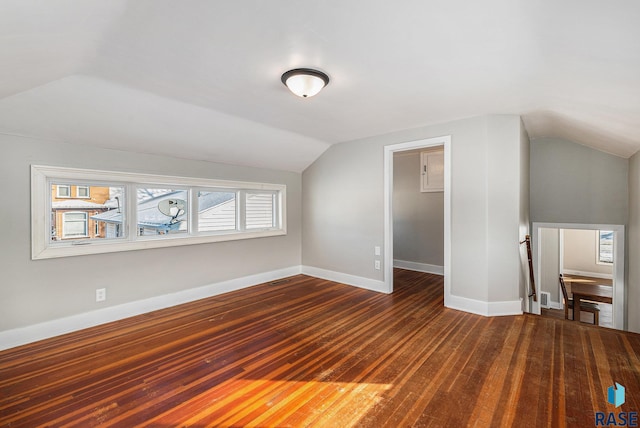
597,230 -> 614,264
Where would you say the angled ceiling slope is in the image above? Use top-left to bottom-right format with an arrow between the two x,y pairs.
0,0 -> 639,172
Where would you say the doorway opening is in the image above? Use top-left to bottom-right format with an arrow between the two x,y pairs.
531,222 -> 625,330
383,136 -> 451,301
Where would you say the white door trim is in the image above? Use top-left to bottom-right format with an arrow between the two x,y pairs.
383,136 -> 451,303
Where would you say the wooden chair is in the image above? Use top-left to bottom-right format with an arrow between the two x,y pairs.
559,274 -> 600,325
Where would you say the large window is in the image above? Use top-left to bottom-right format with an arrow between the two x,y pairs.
32,165 -> 287,259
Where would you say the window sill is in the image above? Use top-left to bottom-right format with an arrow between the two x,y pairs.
34,229 -> 286,260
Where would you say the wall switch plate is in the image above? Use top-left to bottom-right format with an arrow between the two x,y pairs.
374,246 -> 381,256
96,288 -> 106,302
375,260 -> 381,270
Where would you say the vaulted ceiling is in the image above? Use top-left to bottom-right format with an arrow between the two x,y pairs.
1,0 -> 638,172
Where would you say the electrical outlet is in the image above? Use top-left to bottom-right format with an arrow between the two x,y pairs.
96,288 -> 106,302
375,260 -> 381,270
374,246 -> 381,256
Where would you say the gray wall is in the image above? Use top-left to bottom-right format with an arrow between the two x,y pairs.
530,137 -> 634,329
485,116 -> 528,304
302,114 -> 527,306
0,134 -> 302,332
392,151 -> 444,266
530,138 -> 628,225
629,151 -> 640,333
563,229 -> 613,276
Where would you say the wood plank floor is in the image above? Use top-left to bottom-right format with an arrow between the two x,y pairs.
2,269 -> 640,427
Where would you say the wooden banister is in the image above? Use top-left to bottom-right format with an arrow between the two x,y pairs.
520,234 -> 537,302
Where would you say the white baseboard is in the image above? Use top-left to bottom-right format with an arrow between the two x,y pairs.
446,294 -> 523,317
394,260 -> 444,276
0,265 -> 525,351
488,299 -> 524,316
301,265 -> 388,294
549,300 -> 563,310
0,266 -> 302,352
563,269 -> 612,280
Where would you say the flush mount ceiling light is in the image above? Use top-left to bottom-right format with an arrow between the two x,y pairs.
281,68 -> 330,98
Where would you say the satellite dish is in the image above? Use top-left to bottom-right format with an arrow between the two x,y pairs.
158,199 -> 186,222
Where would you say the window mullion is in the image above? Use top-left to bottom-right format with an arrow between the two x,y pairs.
190,189 -> 199,236
126,184 -> 137,242
45,178 -> 53,246
238,190 -> 246,232
273,192 -> 278,229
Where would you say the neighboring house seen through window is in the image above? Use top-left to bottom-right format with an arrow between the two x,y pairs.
50,183 -> 121,242
77,186 -> 90,198
246,192 -> 276,229
197,191 -> 237,232
56,185 -> 70,198
62,212 -> 88,238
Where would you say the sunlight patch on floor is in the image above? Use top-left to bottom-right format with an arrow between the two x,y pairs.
155,378 -> 393,427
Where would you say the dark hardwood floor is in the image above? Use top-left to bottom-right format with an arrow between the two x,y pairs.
1,269 -> 640,427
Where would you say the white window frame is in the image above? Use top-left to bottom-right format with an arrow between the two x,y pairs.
76,185 -> 90,198
56,184 -> 71,198
31,165 -> 287,260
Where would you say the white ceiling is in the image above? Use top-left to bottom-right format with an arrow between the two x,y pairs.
1,0 -> 639,172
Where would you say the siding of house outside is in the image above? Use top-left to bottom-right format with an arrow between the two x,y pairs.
246,193 -> 275,229
51,185 -> 111,240
199,199 -> 236,232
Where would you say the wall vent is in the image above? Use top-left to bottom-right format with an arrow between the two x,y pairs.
269,279 -> 291,286
540,291 -> 551,309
